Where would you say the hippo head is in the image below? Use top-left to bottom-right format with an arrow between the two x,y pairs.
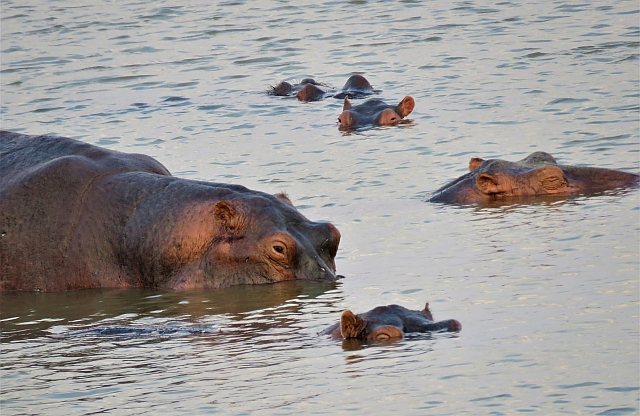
121,188 -> 342,290
332,74 -> 378,99
270,81 -> 295,96
342,74 -> 373,92
322,302 -> 461,341
270,78 -> 329,102
338,96 -> 415,130
296,79 -> 328,102
428,151 -> 640,204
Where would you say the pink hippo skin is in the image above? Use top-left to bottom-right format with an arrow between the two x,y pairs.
428,151 -> 639,205
0,131 -> 341,292
321,302 -> 461,341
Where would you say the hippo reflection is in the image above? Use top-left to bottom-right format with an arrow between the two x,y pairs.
428,151 -> 639,205
0,132 -> 341,292
338,96 -> 415,130
321,302 -> 461,341
269,74 -> 379,102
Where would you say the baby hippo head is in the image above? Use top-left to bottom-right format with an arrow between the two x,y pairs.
338,96 -> 415,130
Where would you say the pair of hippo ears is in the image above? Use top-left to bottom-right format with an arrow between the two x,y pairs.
342,96 -> 415,118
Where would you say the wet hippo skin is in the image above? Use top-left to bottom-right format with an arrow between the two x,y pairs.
321,302 -> 461,340
0,131 -> 341,292
427,151 -> 640,205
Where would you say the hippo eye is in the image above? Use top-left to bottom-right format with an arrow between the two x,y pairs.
265,232 -> 297,265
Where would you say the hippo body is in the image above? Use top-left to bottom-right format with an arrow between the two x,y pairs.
0,131 -> 340,292
427,151 -> 639,205
269,75 -> 379,102
321,302 -> 461,341
338,96 -> 415,130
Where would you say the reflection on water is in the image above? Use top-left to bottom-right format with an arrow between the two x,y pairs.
1,0 -> 638,414
1,281 -> 339,342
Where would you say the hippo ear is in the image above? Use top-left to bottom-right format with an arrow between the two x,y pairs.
274,192 -> 294,207
469,157 -> 484,171
421,302 -> 434,320
343,96 -> 352,110
213,201 -> 245,232
395,96 -> 415,118
340,310 -> 367,339
476,173 -> 501,194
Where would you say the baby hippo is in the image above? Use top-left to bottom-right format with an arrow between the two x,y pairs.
338,96 -> 415,130
321,302 -> 461,341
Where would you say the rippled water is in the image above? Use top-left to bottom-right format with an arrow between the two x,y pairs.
1,0 -> 639,414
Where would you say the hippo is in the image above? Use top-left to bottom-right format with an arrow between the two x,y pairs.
427,151 -> 640,205
0,131 -> 341,292
269,78 -> 332,102
338,96 -> 415,130
269,75 -> 379,102
321,302 -> 461,341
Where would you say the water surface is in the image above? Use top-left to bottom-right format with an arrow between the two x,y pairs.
1,0 -> 638,414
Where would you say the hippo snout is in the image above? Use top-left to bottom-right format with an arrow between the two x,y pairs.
338,110 -> 354,129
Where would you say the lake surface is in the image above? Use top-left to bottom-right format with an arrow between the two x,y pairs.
1,0 -> 638,414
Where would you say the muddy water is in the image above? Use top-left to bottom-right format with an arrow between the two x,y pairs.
1,0 -> 638,414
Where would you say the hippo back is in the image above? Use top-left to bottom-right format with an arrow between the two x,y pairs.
0,131 -> 171,291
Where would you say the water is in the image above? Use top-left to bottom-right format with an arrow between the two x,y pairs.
1,0 -> 639,414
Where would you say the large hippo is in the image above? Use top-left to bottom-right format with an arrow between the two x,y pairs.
269,75 -> 379,102
338,96 -> 415,130
0,131 -> 341,292
427,151 -> 639,204
321,302 -> 461,341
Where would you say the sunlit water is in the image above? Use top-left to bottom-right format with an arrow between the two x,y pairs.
1,0 -> 639,414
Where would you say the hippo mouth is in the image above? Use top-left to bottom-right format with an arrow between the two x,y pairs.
310,261 -> 341,281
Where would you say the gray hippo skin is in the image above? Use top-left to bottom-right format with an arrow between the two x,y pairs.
269,75 -> 378,102
337,96 -> 415,130
428,151 -> 640,205
0,131 -> 341,292
321,302 -> 461,340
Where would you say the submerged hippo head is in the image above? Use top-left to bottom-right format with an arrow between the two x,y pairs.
269,75 -> 379,102
269,78 -> 330,102
0,131 -> 342,292
321,302 -> 461,341
338,96 -> 415,130
333,74 -> 379,99
428,151 -> 640,205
